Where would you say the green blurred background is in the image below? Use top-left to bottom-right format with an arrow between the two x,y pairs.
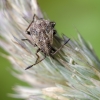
0,0 -> 100,100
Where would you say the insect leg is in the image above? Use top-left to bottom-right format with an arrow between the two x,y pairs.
34,53 -> 46,66
22,39 -> 33,45
35,48 -> 41,63
25,48 -> 40,70
25,50 -> 46,70
52,38 -> 70,55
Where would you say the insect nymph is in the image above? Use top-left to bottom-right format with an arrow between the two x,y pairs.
22,15 -> 70,70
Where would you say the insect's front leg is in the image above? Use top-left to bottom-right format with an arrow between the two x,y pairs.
22,38 -> 37,47
22,31 -> 36,46
22,38 -> 33,45
22,31 -> 31,43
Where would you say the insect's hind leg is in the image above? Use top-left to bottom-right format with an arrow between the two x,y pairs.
25,48 -> 40,70
34,53 -> 46,66
52,38 -> 70,55
35,48 -> 41,64
25,49 -> 46,70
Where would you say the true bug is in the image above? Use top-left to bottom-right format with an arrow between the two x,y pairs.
22,14 -> 70,70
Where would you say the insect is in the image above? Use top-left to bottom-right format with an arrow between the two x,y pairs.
22,14 -> 70,70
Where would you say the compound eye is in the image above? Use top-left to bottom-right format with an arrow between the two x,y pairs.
26,31 -> 31,35
50,22 -> 56,27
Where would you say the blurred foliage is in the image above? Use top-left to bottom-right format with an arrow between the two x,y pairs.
0,0 -> 100,100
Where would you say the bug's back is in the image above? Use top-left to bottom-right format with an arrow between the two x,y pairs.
30,18 -> 55,55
